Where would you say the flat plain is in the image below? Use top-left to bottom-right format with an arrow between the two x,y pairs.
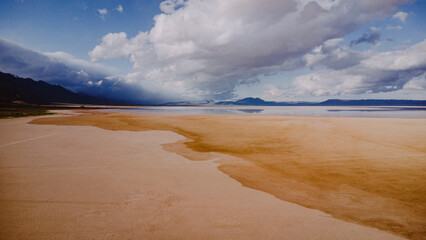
1,110 -> 424,239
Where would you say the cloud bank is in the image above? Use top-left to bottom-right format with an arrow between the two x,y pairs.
292,39 -> 426,96
0,39 -> 165,104
89,0 -> 415,100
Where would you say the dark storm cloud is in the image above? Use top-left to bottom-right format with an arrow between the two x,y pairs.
0,39 -> 166,104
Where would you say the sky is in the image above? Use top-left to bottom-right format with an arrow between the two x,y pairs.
0,0 -> 425,104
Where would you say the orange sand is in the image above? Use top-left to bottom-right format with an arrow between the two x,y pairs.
22,111 -> 426,239
0,114 -> 408,240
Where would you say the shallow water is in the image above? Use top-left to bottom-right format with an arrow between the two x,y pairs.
106,106 -> 426,118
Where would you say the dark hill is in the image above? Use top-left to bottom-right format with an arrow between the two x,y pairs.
234,97 -> 266,105
0,72 -> 121,105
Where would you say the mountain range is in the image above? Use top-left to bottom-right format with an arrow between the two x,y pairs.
215,97 -> 426,106
0,72 -> 125,105
1,71 -> 425,106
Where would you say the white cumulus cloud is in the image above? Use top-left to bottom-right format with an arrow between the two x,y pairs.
98,8 -> 108,19
89,0 -> 412,100
304,38 -> 366,70
392,11 -> 408,22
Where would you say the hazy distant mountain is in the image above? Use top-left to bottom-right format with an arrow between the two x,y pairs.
318,99 -> 426,106
162,99 -> 216,106
221,97 -> 267,105
216,97 -> 313,106
0,72 -> 124,105
216,97 -> 426,106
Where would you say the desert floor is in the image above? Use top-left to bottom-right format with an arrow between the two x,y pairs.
1,111 -> 424,239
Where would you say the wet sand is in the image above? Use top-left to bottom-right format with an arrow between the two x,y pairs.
1,111 -> 424,239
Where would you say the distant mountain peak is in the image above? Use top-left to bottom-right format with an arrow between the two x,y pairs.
216,97 -> 268,105
235,97 -> 265,103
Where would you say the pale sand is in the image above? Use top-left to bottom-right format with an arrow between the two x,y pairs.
29,111 -> 426,239
0,115 -> 405,240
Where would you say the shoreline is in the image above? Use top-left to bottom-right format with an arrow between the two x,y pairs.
97,105 -> 426,119
2,111 -> 425,239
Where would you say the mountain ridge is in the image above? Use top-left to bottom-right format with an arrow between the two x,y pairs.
2,71 -> 425,107
0,72 -> 127,105
215,97 -> 426,106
